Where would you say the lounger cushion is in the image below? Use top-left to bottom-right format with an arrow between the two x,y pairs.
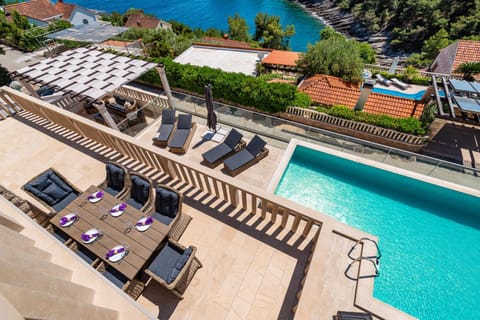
148,242 -> 183,283
245,135 -> 266,156
224,149 -> 255,171
177,114 -> 192,130
129,175 -> 150,207
161,109 -> 175,124
156,124 -> 174,142
202,143 -> 232,164
155,188 -> 179,218
223,129 -> 243,149
168,129 -> 189,148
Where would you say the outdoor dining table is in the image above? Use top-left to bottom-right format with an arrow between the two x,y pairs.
50,185 -> 169,280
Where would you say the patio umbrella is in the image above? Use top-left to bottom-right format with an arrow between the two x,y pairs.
205,84 -> 217,132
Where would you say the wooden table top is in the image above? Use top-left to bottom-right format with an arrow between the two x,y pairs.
50,185 -> 168,280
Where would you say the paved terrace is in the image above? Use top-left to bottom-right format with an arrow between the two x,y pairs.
0,87 -> 418,320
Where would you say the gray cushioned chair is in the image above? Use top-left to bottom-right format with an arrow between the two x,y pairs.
201,128 -> 246,168
120,172 -> 154,212
223,135 -> 269,176
151,185 -> 183,228
145,239 -> 200,298
23,168 -> 81,213
98,162 -> 130,198
168,114 -> 196,154
153,109 -> 176,147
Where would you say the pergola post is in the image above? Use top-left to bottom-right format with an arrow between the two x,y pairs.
156,65 -> 176,110
93,100 -> 120,131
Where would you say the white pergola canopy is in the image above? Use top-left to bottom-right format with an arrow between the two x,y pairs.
13,47 -> 157,100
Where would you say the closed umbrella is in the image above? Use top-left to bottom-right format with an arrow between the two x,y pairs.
205,84 -> 217,132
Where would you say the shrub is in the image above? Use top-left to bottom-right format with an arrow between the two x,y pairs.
315,105 -> 426,135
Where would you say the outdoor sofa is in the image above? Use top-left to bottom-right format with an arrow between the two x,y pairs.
223,135 -> 269,176
168,114 -> 196,154
23,168 -> 81,213
152,108 -> 176,147
201,128 -> 246,168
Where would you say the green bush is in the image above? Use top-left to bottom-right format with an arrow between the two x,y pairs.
315,105 -> 426,135
139,58 -> 300,113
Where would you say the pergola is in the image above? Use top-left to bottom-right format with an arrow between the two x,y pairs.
12,47 -> 157,100
46,24 -> 130,44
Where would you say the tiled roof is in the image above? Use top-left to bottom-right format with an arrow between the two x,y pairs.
54,1 -> 76,20
452,40 -> 480,73
5,0 -> 60,21
299,75 -> 425,119
124,13 -> 161,29
199,37 -> 254,49
262,50 -> 300,67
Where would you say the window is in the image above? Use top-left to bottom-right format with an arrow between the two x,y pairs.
82,19 -> 88,25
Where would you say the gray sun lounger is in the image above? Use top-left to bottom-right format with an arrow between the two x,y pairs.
168,114 -> 196,154
153,109 -> 176,147
223,135 -> 268,176
202,128 -> 246,168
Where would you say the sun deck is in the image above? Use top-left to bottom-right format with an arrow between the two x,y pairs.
0,86 -> 421,320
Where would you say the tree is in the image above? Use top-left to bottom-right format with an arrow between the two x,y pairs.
297,37 -> 364,83
253,13 -> 294,50
455,62 -> 480,81
227,14 -> 250,42
422,28 -> 450,60
0,47 -> 10,87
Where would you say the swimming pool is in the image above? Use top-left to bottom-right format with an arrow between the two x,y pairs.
372,87 -> 428,100
275,145 -> 480,319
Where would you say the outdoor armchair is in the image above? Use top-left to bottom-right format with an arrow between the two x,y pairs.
120,172 -> 154,212
145,239 -> 201,298
168,114 -> 196,154
201,128 -> 246,168
98,161 -> 130,198
223,135 -> 269,176
23,168 -> 81,213
153,108 -> 176,147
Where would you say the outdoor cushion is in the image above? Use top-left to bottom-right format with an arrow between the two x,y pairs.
105,163 -> 125,195
161,109 -> 175,124
103,267 -> 128,288
130,175 -> 150,204
155,187 -> 179,218
53,192 -> 78,212
168,129 -> 189,148
151,212 -> 174,225
148,242 -> 183,284
26,185 -> 55,205
202,143 -> 232,164
177,114 -> 192,130
167,247 -> 193,284
245,135 -> 266,157
43,183 -> 68,202
223,129 -> 243,149
127,197 -> 144,210
223,149 -> 255,171
156,124 -> 174,142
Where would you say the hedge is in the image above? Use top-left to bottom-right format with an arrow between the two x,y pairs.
139,58 -> 310,113
315,105 -> 426,135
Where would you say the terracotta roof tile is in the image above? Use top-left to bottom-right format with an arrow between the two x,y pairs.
54,1 -> 76,20
452,40 -> 480,72
299,75 -> 425,119
262,50 -> 300,67
124,13 -> 162,29
5,0 -> 60,21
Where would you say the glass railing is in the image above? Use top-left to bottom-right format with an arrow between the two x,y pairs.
170,90 -> 480,190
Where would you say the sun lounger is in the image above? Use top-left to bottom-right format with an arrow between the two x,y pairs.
201,128 -> 246,168
336,311 -> 373,320
168,114 -> 196,154
153,109 -> 176,147
223,135 -> 269,176
375,74 -> 392,86
391,78 -> 409,90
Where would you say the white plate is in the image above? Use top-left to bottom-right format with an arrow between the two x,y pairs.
60,213 -> 77,227
81,228 -> 100,244
110,203 -> 126,217
135,216 -> 153,232
107,245 -> 126,263
88,191 -> 103,203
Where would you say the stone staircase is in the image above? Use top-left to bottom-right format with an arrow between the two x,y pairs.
0,211 -> 119,320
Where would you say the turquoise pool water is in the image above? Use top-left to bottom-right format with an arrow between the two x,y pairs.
372,87 -> 446,100
275,145 -> 480,320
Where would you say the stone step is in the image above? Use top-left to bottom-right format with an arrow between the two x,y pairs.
0,283 -> 118,320
0,224 -> 51,260
0,261 -> 94,303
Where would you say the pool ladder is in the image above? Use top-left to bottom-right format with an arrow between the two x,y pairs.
344,238 -> 381,280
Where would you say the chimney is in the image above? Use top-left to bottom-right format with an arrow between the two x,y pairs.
58,0 -> 64,2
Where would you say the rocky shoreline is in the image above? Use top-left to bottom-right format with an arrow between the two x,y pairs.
292,0 -> 401,65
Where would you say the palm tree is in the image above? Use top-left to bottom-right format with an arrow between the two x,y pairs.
455,61 -> 480,81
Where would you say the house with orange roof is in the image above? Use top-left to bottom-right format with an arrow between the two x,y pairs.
430,40 -> 480,80
299,75 -> 425,119
261,50 -> 301,74
124,12 -> 171,31
53,0 -> 98,27
4,0 -> 62,26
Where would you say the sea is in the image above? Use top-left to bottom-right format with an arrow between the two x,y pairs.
66,0 -> 325,51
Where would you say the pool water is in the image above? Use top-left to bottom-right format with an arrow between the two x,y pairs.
275,145 -> 480,320
372,87 -> 446,100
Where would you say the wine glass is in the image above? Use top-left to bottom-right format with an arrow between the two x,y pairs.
123,220 -> 133,234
